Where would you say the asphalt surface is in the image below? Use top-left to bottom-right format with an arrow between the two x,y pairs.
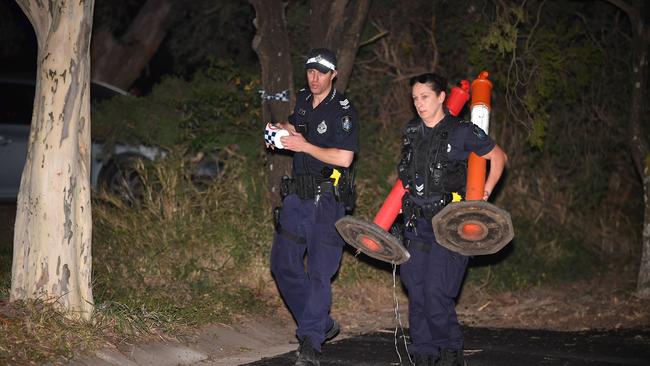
245,326 -> 650,366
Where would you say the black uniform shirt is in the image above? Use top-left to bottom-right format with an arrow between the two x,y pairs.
427,115 -> 495,160
409,114 -> 496,196
288,87 -> 359,178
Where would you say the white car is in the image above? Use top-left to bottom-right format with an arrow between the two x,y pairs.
0,76 -> 221,202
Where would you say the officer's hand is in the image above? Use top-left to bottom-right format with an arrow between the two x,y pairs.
282,123 -> 297,134
482,190 -> 491,201
281,132 -> 308,152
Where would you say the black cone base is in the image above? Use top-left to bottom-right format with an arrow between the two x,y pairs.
335,216 -> 410,265
431,201 -> 514,256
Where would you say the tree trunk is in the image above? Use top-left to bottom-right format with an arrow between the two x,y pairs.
629,3 -> 650,299
11,0 -> 95,320
91,0 -> 172,91
608,0 -> 650,298
309,0 -> 371,93
249,0 -> 295,208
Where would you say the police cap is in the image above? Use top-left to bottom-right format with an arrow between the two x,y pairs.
305,48 -> 337,73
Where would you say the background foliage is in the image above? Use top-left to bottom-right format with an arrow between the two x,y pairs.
87,0 -> 643,300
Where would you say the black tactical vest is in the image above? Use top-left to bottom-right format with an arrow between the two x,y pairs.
397,116 -> 467,200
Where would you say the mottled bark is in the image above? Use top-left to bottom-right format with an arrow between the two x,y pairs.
629,7 -> 650,299
249,0 -> 294,208
11,0 -> 94,319
607,0 -> 650,298
309,0 -> 371,93
91,0 -> 172,90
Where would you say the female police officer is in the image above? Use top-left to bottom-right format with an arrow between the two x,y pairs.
269,48 -> 359,366
398,73 -> 507,366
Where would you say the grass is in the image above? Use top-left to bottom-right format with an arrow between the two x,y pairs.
0,299 -> 108,364
465,216 -> 603,291
91,149 -> 272,326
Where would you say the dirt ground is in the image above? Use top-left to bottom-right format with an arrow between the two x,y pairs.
321,270 -> 650,338
68,268 -> 647,366
198,267 -> 650,365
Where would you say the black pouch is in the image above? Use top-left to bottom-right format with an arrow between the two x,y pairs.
273,206 -> 282,229
280,175 -> 294,198
402,195 -> 415,220
339,182 -> 356,212
334,169 -> 356,212
389,214 -> 404,242
297,176 -> 315,199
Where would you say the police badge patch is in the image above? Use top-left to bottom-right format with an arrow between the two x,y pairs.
317,120 -> 328,134
341,115 -> 352,133
473,125 -> 488,140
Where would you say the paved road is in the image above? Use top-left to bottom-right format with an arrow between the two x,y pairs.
246,327 -> 650,366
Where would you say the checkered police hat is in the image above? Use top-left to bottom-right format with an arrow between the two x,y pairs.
305,48 -> 337,73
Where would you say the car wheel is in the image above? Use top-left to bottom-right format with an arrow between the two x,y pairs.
97,154 -> 146,206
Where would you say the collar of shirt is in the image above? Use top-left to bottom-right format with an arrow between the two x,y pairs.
305,88 -> 337,109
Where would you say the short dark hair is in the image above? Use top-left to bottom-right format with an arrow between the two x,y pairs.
409,73 -> 448,95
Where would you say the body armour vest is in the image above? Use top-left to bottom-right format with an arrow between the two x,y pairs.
397,116 -> 467,200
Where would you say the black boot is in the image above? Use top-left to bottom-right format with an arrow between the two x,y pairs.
434,348 -> 464,366
295,337 -> 320,366
324,319 -> 340,342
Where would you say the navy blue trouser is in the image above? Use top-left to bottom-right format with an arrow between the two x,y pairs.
400,218 -> 469,357
270,193 -> 345,351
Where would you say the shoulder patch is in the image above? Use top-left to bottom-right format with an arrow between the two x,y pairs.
472,125 -> 488,140
339,98 -> 350,110
341,115 -> 353,133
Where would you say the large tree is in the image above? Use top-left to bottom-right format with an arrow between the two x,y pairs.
249,0 -> 295,208
309,0 -> 371,93
249,0 -> 371,205
11,0 -> 95,320
91,0 -> 173,90
608,0 -> 650,299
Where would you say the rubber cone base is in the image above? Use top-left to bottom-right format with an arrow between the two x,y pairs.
335,216 -> 410,264
431,201 -> 514,256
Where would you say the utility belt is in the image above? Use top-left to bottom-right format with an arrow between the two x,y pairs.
402,193 -> 453,221
274,174 -> 338,242
281,175 -> 336,200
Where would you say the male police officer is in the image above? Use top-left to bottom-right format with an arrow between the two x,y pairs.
269,48 -> 359,366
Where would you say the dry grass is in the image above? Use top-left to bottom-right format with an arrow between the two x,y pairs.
0,299 -> 108,365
